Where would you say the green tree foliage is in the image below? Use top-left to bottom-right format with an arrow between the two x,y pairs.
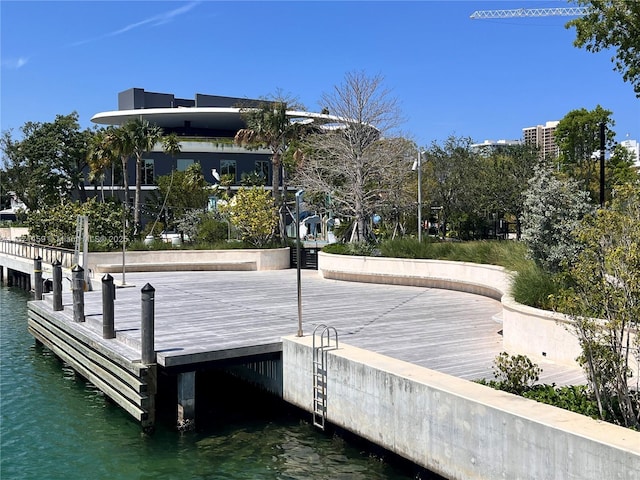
521,164 -> 594,272
234,96 -> 308,241
477,144 -> 541,239
124,118 -> 164,234
26,198 -> 130,250
554,105 -> 615,200
147,163 -> 210,234
607,144 -> 640,193
424,136 -> 481,238
1,112 -> 92,210
555,183 -> 640,428
566,0 -> 640,97
219,187 -> 277,247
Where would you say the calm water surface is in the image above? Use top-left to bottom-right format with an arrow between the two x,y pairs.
1,285 -> 425,480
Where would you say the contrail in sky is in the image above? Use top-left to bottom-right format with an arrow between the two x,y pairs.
70,1 -> 200,47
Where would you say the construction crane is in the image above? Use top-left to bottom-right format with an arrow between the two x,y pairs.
470,7 -> 587,19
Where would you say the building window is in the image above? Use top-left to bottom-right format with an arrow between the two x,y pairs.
142,159 -> 154,185
177,158 -> 194,172
255,160 -> 269,182
220,159 -> 236,183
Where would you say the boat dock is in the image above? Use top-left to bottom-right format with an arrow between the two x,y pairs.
24,267 -> 585,431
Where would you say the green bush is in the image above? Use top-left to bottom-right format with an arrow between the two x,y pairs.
524,385 -> 601,418
197,217 -> 229,243
490,352 -> 542,395
511,264 -> 563,310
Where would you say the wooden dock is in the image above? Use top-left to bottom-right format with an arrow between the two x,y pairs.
26,269 -> 585,430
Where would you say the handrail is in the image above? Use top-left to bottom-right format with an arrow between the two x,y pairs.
0,239 -> 76,268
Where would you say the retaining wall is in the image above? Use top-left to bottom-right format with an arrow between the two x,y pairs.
88,248 -> 290,275
283,335 -> 640,480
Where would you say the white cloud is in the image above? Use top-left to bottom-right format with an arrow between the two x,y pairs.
1,57 -> 29,69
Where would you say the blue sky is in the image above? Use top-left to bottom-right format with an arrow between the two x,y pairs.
1,1 -> 638,147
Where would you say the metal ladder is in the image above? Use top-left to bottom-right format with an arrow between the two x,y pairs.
312,324 -> 338,430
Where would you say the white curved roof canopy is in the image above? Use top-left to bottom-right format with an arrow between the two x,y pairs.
90,108 -> 352,132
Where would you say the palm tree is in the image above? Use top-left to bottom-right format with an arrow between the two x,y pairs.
234,100 -> 307,241
124,118 -> 163,234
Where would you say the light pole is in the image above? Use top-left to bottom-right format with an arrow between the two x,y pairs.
295,189 -> 304,337
413,150 -> 424,242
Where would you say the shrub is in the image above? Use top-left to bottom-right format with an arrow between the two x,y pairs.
491,352 -> 542,395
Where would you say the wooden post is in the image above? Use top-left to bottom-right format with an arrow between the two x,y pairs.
34,256 -> 43,300
177,371 -> 196,431
72,265 -> 85,322
102,273 -> 115,339
141,283 -> 155,365
52,261 -> 63,311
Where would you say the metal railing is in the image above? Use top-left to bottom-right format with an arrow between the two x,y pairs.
0,239 -> 76,268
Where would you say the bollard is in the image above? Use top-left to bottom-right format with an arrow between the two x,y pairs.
72,265 -> 85,322
34,257 -> 43,300
141,283 -> 156,364
102,274 -> 115,339
52,261 -> 63,311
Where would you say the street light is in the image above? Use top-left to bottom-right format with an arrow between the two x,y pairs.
412,150 -> 425,242
295,189 -> 305,337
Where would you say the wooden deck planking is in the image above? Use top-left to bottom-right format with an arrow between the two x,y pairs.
46,269 -> 584,384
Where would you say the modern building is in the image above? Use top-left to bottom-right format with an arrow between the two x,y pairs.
90,88 -> 342,202
522,120 -> 559,160
621,138 -> 640,168
470,139 -> 522,155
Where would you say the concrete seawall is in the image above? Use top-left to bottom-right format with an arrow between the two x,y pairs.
283,335 -> 640,480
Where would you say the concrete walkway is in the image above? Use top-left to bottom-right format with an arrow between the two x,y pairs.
83,269 -> 584,385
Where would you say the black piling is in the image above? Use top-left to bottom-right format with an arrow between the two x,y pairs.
34,256 -> 43,300
141,283 -> 156,365
52,261 -> 63,311
72,265 -> 85,322
102,274 -> 115,339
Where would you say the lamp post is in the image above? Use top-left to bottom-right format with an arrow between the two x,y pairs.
412,150 -> 424,242
295,189 -> 304,337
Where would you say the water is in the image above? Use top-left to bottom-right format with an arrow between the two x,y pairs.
0,286 -> 426,480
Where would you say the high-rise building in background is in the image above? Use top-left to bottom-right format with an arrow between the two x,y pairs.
522,121 -> 559,160
621,139 -> 640,168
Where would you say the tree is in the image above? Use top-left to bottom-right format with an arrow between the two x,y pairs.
219,187 -> 278,247
148,163 -> 209,234
554,105 -> 615,200
566,0 -> 640,97
1,112 -> 92,210
423,135 -> 480,239
234,96 -> 307,242
124,118 -> 164,234
26,198 -> 131,250
606,144 -> 640,195
521,164 -> 594,272
556,183 -> 640,428
478,144 -> 542,239
295,71 -> 403,242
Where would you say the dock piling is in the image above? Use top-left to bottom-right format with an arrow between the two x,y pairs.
102,274 -> 115,339
72,265 -> 85,322
52,261 -> 63,311
34,256 -> 43,300
177,371 -> 196,431
141,283 -> 156,365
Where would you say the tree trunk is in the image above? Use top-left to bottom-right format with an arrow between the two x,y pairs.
134,155 -> 142,235
121,156 -> 129,207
